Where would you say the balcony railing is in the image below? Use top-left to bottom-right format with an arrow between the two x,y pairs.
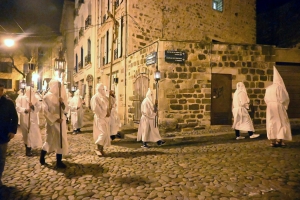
78,61 -> 83,70
74,8 -> 79,17
74,37 -> 78,45
114,49 -> 118,60
85,54 -> 91,64
79,27 -> 84,38
103,14 -> 107,23
102,56 -> 106,66
115,0 -> 120,8
74,66 -> 77,74
85,15 -> 91,29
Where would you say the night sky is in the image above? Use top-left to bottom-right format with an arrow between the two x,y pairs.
0,0 -> 64,35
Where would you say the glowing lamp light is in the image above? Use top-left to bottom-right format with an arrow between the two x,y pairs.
20,79 -> 26,90
4,39 -> 15,47
32,73 -> 39,83
154,70 -> 161,82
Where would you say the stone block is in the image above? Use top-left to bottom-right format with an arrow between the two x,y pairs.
159,118 -> 178,132
179,99 -> 187,104
189,104 -> 199,110
170,105 -> 183,110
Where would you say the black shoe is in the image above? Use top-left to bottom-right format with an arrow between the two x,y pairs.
40,150 -> 47,165
77,128 -> 81,133
110,135 -> 116,140
116,132 -> 122,138
141,144 -> 149,148
25,146 -> 33,157
56,161 -> 67,169
157,140 -> 166,146
141,142 -> 149,148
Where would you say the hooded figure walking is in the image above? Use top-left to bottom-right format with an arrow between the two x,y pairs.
40,79 -> 69,168
264,66 -> 292,147
69,89 -> 84,134
232,82 -> 260,140
137,88 -> 165,148
16,86 -> 42,156
109,90 -> 122,140
90,83 -> 111,156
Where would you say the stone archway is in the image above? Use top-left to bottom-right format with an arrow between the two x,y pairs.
86,74 -> 93,109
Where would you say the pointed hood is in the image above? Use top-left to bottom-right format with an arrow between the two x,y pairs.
273,66 -> 287,91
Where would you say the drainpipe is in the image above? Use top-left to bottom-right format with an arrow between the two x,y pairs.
124,0 -> 128,125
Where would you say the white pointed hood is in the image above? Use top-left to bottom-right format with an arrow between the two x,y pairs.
273,66 -> 287,91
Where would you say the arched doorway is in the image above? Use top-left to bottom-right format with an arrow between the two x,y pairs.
133,74 -> 149,122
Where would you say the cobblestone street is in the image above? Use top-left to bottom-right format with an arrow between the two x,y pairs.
1,112 -> 300,200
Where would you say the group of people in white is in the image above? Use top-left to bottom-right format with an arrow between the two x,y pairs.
14,66 -> 292,169
232,66 -> 292,147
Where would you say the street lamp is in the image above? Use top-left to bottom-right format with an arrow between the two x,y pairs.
154,68 -> 161,127
54,50 -> 66,80
4,38 -> 15,47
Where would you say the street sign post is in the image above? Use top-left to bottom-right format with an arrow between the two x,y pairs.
146,52 -> 157,66
165,50 -> 186,63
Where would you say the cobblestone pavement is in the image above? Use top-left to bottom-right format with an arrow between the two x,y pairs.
1,113 -> 300,199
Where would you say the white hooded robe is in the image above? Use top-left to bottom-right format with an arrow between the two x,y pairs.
90,83 -> 111,147
137,88 -> 162,142
232,82 -> 255,132
264,66 -> 292,141
109,93 -> 120,135
42,79 -> 69,154
69,89 -> 84,130
16,86 -> 42,149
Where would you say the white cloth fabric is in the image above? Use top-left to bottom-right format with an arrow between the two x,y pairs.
42,79 -> 69,154
232,82 -> 255,132
264,66 -> 292,141
69,89 -> 84,130
137,88 -> 162,142
16,86 -> 42,149
90,83 -> 111,147
109,94 -> 120,135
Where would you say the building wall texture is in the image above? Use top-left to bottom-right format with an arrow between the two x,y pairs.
128,0 -> 256,54
126,40 -> 276,132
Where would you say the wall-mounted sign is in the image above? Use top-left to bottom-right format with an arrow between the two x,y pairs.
165,50 -> 186,63
146,52 -> 157,66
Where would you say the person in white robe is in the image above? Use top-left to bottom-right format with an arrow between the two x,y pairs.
232,82 -> 260,140
16,89 -> 24,126
16,86 -> 42,156
90,83 -> 111,156
40,79 -> 69,168
109,90 -> 121,140
264,66 -> 292,147
69,89 -> 84,134
137,88 -> 165,148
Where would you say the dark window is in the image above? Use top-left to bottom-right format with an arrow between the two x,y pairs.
212,0 -> 223,12
0,79 -> 12,89
0,62 -> 12,73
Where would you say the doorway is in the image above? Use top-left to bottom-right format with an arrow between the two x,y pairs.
211,73 -> 232,125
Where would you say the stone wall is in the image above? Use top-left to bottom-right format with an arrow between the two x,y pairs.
126,40 -> 276,132
128,0 -> 256,54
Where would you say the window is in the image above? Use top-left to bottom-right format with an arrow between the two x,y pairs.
212,0 -> 223,12
0,62 -> 12,73
0,79 -> 12,89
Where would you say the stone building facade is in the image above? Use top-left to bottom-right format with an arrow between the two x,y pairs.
126,40 -> 275,131
92,0 -> 257,126
69,0 -> 299,132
